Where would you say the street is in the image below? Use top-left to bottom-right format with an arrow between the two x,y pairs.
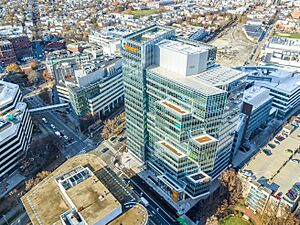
92,140 -> 179,225
24,90 -> 95,158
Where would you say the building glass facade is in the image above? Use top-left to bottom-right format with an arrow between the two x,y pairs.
122,25 -> 246,209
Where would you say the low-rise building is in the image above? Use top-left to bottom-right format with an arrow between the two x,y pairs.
21,154 -> 148,225
0,40 -> 17,66
0,81 -> 33,180
236,66 -> 300,119
263,36 -> 300,70
239,122 -> 300,214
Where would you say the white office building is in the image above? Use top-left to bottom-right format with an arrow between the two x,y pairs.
0,81 -> 33,180
57,56 -> 124,118
263,36 -> 300,70
237,66 -> 300,119
242,86 -> 273,140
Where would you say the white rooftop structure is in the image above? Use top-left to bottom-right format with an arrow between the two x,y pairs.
0,81 -> 20,114
243,86 -> 273,111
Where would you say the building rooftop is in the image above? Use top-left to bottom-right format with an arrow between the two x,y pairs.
158,39 -> 206,55
0,102 -> 27,142
109,204 -> 148,225
243,86 -> 273,111
194,65 -> 246,88
269,36 -> 300,47
148,66 -> 224,96
237,66 -> 300,94
80,56 -> 120,75
160,141 -> 184,157
193,134 -> 217,145
161,100 -> 187,115
22,154 -> 146,225
243,125 -> 300,198
0,81 -> 19,110
124,24 -> 174,44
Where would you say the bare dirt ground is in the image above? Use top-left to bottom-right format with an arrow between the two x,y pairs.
211,24 -> 255,67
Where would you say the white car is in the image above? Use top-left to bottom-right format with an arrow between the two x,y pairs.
50,124 -> 55,129
291,159 -> 300,164
63,135 -> 69,141
42,117 -> 47,124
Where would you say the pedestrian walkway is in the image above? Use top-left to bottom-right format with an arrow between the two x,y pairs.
231,205 -> 261,225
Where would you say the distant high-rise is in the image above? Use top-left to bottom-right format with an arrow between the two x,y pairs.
0,81 -> 33,180
122,25 -> 246,212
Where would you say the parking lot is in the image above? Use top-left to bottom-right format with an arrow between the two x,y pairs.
245,124 -> 300,180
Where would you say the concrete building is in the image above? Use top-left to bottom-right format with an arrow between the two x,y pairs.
122,25 -> 246,213
242,86 -> 273,140
89,27 -> 129,56
56,56 -> 123,118
237,66 -> 300,119
0,40 -> 17,66
263,36 -> 300,70
21,154 -> 148,225
0,81 -> 33,180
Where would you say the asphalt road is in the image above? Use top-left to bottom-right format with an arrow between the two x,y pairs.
25,93 -> 94,158
92,142 -> 178,225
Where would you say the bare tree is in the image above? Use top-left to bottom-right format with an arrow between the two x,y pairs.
219,168 -> 243,205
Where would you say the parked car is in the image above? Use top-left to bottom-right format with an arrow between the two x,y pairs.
286,192 -> 296,201
110,137 -> 116,142
291,159 -> 300,164
102,147 -> 109,153
50,124 -> 55,129
274,140 -> 280,145
263,149 -> 272,156
268,143 -> 276,149
286,149 -> 294,154
42,117 -> 48,124
288,189 -> 297,199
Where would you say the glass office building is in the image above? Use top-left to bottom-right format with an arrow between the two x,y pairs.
122,25 -> 246,210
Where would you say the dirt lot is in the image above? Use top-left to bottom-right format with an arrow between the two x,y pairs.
211,24 -> 255,67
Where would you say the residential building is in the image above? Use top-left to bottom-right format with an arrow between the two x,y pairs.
0,81 -> 33,181
6,35 -> 33,61
122,25 -> 246,213
56,56 -> 123,118
21,154 -> 148,225
0,40 -> 17,66
237,66 -> 300,119
239,119 -> 300,214
263,36 -> 300,70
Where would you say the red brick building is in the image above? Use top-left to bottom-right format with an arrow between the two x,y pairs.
8,35 -> 33,60
0,40 -> 17,66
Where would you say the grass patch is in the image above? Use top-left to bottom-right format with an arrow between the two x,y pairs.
274,32 -> 300,39
123,8 -> 167,17
220,215 -> 251,225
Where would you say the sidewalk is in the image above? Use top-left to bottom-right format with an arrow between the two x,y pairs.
231,205 -> 261,225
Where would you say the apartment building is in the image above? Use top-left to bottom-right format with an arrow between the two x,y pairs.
0,40 -> 17,66
0,81 -> 33,180
121,25 -> 246,212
